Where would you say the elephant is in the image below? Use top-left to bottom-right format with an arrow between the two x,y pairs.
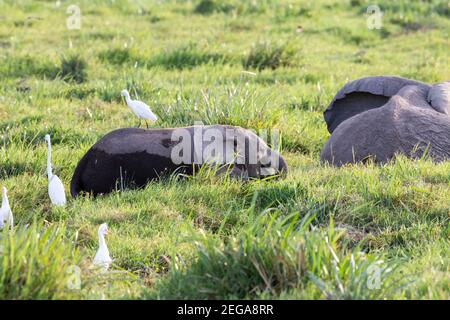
70,125 -> 288,197
320,76 -> 450,166
323,76 -> 426,133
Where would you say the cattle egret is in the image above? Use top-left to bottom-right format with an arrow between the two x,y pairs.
0,187 -> 13,230
121,89 -> 158,128
93,223 -> 112,271
45,134 -> 67,206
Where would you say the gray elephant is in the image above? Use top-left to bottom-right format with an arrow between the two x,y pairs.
71,125 -> 288,197
321,76 -> 450,166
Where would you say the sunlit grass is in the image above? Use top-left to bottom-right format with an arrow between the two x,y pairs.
0,0 -> 448,299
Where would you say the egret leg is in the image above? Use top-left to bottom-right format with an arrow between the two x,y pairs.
145,121 -> 149,129
136,120 -> 141,128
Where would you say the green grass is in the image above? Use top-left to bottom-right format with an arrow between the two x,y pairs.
59,54 -> 88,83
0,222 -> 82,299
0,0 -> 448,299
243,41 -> 299,71
153,213 -> 401,299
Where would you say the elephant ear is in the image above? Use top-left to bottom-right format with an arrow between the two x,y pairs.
324,76 -> 425,133
428,81 -> 450,115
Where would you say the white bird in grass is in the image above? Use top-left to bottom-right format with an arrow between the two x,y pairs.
0,187 -> 13,230
45,134 -> 66,206
93,223 -> 112,271
121,89 -> 158,128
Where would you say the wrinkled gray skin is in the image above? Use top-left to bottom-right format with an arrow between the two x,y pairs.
321,76 -> 450,166
71,125 -> 288,197
323,76 -> 426,133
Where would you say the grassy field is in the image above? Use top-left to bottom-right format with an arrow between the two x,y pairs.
0,0 -> 449,299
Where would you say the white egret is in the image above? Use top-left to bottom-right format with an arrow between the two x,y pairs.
45,134 -> 66,206
93,223 -> 112,271
0,187 -> 13,230
121,89 -> 158,128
